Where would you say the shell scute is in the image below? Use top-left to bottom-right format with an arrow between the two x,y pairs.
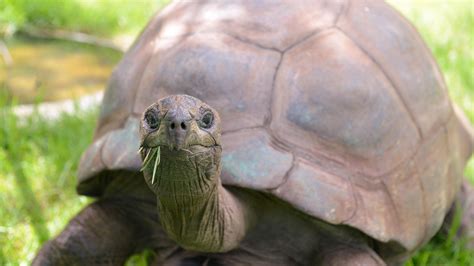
273,159 -> 356,224
271,29 -> 419,177
132,33 -> 280,133
221,129 -> 293,190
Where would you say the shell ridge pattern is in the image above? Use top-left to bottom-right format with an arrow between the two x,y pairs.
419,123 -> 452,246
379,180 -> 402,233
268,152 -> 296,191
77,133 -> 108,182
278,0 -> 346,52
97,134 -> 110,170
222,125 -> 264,136
113,7 -> 175,120
414,163 -> 429,248
387,3 -> 453,113
272,157 -> 357,224
333,26 -> 423,139
334,0 -> 350,25
349,183 -> 367,227
282,27 -> 334,54
339,174 -> 359,224
100,135 -> 114,170
223,32 -> 283,53
266,54 -> 284,127
374,119 -> 452,246
100,116 -> 141,171
376,116 -> 452,181
130,37 -> 169,115
269,28 -> 376,178
268,124 -> 349,176
212,31 -> 284,128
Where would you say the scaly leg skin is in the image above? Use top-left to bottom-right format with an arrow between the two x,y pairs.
32,196 -> 175,266
317,244 -> 386,266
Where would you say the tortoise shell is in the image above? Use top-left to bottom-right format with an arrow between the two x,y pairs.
77,0 -> 473,252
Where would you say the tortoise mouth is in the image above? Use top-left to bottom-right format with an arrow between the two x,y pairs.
139,144 -> 220,184
140,143 -> 219,156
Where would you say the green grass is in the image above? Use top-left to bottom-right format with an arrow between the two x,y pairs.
0,0 -> 169,37
0,94 -> 96,264
0,1 -> 472,265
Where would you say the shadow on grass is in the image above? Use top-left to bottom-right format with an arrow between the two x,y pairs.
0,248 -> 5,265
1,94 -> 50,244
6,151 -> 50,243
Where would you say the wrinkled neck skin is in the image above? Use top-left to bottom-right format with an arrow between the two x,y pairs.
145,145 -> 253,252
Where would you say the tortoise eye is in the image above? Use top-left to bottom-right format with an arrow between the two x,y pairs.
199,111 -> 214,129
144,108 -> 160,130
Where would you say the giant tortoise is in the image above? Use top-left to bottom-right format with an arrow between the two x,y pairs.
34,0 -> 474,265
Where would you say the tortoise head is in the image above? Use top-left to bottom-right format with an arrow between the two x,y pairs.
139,95 -> 249,252
140,94 -> 221,151
139,94 -> 222,189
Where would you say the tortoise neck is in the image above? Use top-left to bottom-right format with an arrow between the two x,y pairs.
153,148 -> 253,252
157,182 -> 223,251
153,146 -> 220,197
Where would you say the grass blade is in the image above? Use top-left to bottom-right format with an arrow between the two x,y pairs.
151,146 -> 160,184
140,148 -> 154,172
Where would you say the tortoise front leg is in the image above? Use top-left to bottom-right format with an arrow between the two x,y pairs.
32,197 -> 174,265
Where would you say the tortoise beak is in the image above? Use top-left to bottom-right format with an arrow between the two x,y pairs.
164,105 -> 192,150
166,119 -> 191,150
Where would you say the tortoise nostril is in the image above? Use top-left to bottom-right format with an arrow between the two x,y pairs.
170,121 -> 187,131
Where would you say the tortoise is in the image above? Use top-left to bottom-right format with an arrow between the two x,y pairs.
33,0 -> 474,265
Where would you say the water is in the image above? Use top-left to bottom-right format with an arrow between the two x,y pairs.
0,36 -> 122,104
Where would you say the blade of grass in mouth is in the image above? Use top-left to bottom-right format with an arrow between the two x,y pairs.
151,146 -> 160,184
140,148 -> 155,171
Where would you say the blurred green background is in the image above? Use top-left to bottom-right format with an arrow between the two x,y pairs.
0,0 -> 472,265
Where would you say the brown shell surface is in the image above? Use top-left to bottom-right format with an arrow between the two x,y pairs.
77,0 -> 473,251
